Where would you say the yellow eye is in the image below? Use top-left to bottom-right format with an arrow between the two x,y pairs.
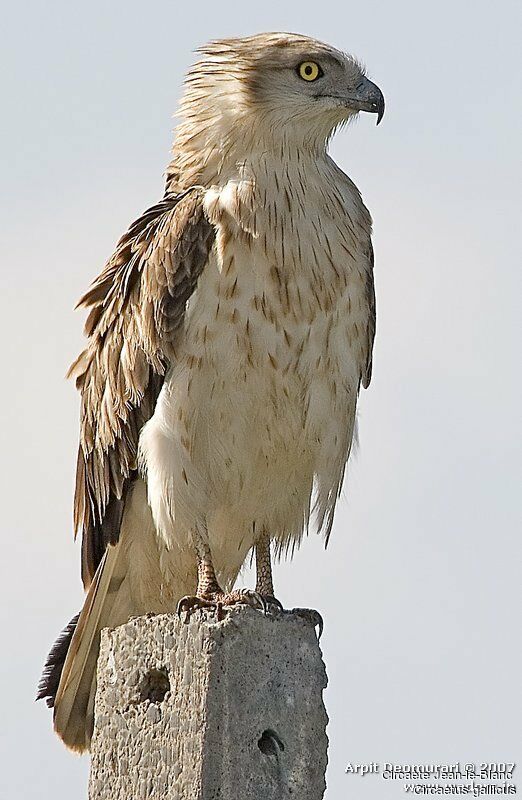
298,61 -> 322,81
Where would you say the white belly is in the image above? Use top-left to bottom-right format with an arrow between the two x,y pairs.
140,237 -> 364,586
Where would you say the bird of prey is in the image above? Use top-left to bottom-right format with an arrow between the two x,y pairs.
38,32 -> 383,752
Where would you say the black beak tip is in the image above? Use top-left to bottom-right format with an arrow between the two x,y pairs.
376,96 -> 385,125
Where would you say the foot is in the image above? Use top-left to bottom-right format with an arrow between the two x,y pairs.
258,594 -> 284,613
177,588 -> 266,621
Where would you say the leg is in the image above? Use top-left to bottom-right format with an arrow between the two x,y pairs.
256,534 -> 321,636
194,535 -> 222,598
255,534 -> 283,610
177,531 -> 265,618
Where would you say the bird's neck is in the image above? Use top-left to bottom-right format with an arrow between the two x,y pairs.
166,119 -> 330,194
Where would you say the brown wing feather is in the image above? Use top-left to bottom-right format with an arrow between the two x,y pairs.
69,189 -> 215,588
362,239 -> 376,389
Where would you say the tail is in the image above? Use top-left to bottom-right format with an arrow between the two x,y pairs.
37,613 -> 81,709
38,540 -> 135,752
37,479 -> 195,752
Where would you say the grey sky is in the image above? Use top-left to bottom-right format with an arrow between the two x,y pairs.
1,0 -> 520,797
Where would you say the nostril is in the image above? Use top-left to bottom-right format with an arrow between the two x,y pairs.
138,668 -> 170,703
258,729 -> 285,756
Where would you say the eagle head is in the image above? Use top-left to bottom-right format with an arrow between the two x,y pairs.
172,32 -> 384,184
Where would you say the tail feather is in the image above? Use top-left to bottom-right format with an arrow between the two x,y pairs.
52,540 -> 132,752
38,479 -> 195,752
36,613 -> 80,708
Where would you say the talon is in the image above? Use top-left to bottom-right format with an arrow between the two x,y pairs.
250,591 -> 267,613
262,595 -> 284,613
292,608 -> 324,639
176,594 -> 216,621
176,596 -> 190,618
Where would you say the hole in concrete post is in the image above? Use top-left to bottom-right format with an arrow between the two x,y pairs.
258,729 -> 285,756
139,668 -> 170,703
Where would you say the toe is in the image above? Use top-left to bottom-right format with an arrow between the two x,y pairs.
262,595 -> 284,613
222,589 -> 266,612
176,595 -> 215,619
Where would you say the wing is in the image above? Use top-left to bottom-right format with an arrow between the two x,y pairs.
361,238 -> 376,389
68,188 -> 215,588
327,156 -> 376,390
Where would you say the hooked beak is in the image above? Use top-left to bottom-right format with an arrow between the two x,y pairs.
348,76 -> 385,125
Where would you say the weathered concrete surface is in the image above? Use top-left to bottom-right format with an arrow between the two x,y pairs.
88,606 -> 328,800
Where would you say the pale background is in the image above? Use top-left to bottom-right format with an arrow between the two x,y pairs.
1,1 -> 520,797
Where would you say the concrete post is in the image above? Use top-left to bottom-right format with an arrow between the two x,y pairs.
88,606 -> 328,800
